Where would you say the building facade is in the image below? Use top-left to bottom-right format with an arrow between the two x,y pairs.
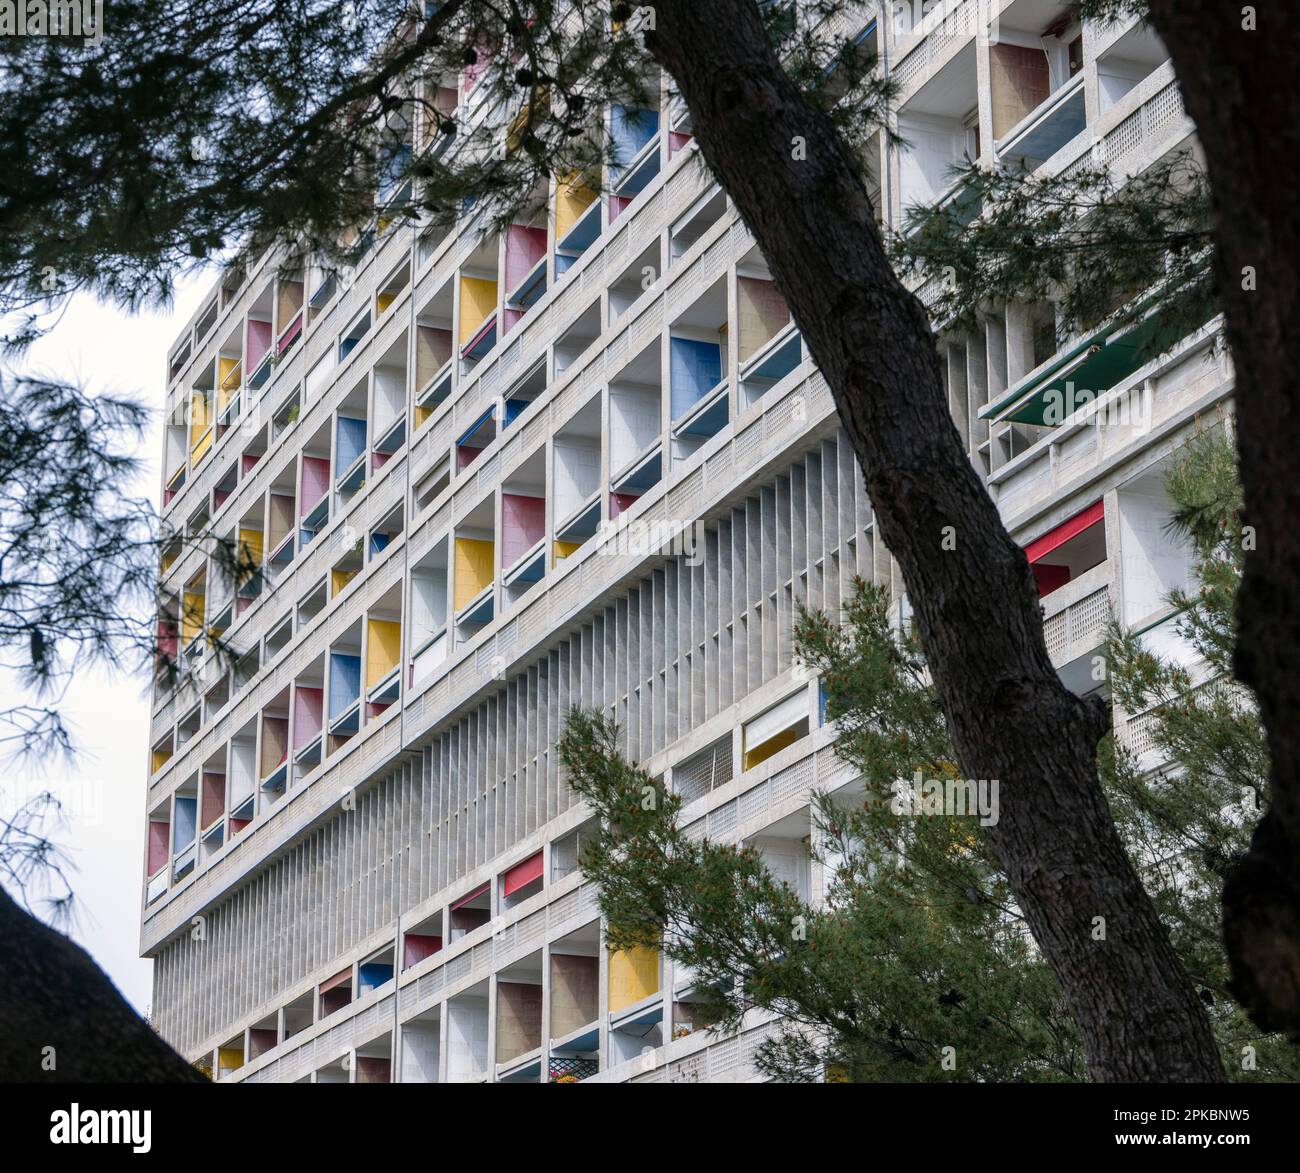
141,1 -> 1224,1082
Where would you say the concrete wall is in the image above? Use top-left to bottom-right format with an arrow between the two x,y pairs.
496,981 -> 543,1063
550,954 -> 599,1038
447,995 -> 489,1081
990,43 -> 1050,138
401,1017 -> 440,1083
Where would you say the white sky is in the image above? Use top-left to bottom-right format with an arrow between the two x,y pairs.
1,273 -> 212,1015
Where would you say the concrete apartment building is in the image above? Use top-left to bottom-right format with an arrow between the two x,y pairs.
141,1 -> 1221,1082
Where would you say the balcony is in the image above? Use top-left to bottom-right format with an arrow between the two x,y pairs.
609,105 -> 661,224
980,299 -> 1194,427
996,70 -> 1086,172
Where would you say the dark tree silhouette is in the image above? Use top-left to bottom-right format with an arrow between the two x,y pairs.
0,374 -> 244,1080
1139,0 -> 1300,1040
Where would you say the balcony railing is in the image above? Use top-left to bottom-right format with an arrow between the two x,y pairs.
1041,567 -> 1112,664
548,1056 -> 598,1083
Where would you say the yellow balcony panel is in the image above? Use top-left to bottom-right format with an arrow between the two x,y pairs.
608,945 -> 659,1013
238,528 -> 264,572
218,356 -> 241,390
458,276 -> 498,344
365,618 -> 401,688
553,539 -> 582,565
190,427 -> 214,465
181,606 -> 205,645
555,172 -> 597,240
453,537 -> 494,611
331,567 -> 358,598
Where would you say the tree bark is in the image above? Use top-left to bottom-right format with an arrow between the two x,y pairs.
1143,0 -> 1300,1040
645,0 -> 1224,1080
0,888 -> 206,1082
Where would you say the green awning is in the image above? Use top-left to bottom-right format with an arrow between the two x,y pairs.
980,305 -> 1194,426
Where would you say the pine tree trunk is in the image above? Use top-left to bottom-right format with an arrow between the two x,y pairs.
645,0 -> 1224,1080
0,888 -> 205,1081
1144,0 -> 1300,1037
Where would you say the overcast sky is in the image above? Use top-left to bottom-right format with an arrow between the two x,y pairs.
2,273 -> 212,1015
